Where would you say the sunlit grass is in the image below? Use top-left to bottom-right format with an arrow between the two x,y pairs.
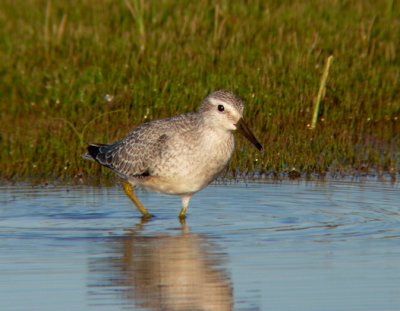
0,0 -> 399,181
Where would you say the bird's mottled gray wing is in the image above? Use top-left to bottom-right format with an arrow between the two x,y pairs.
91,113 -> 200,179
112,126 -> 168,178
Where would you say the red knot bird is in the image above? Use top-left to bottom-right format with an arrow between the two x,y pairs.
83,90 -> 262,219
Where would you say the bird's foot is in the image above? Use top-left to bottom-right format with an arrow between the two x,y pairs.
141,213 -> 155,220
178,214 -> 186,224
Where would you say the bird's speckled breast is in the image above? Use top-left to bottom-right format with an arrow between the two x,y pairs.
141,127 -> 235,195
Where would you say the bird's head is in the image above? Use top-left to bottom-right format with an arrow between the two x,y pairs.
199,90 -> 263,151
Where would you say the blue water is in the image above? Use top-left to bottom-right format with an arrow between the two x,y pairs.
0,180 -> 399,311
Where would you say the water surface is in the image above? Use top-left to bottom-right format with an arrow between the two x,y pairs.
0,180 -> 399,311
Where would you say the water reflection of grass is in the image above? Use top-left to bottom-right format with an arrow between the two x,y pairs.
0,1 -> 399,179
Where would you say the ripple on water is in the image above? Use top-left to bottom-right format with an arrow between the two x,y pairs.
0,180 -> 399,311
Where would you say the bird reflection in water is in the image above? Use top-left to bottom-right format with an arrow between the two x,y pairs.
88,220 -> 233,311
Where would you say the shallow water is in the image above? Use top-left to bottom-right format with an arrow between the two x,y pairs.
0,180 -> 399,311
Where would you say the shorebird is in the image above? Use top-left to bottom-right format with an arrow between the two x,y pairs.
83,90 -> 262,219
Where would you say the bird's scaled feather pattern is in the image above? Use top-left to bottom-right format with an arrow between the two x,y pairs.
84,90 -> 261,217
87,112 -> 234,195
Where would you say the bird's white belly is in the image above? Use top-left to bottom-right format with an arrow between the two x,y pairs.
141,160 -> 226,195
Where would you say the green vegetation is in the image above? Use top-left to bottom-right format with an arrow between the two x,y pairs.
1,0 -> 399,181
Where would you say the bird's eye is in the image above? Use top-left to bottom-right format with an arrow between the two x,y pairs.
217,105 -> 224,112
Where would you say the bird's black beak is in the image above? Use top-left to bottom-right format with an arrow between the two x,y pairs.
235,118 -> 263,151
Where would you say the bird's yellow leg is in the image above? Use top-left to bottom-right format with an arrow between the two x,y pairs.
179,194 -> 192,220
122,182 -> 152,218
179,208 -> 187,220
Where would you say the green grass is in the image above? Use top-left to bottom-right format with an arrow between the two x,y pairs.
0,0 -> 399,181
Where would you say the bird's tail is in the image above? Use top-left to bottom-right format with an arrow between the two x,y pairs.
82,142 -> 128,179
81,143 -> 108,162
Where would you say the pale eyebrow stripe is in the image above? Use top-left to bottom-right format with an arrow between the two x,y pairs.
208,98 -> 227,107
